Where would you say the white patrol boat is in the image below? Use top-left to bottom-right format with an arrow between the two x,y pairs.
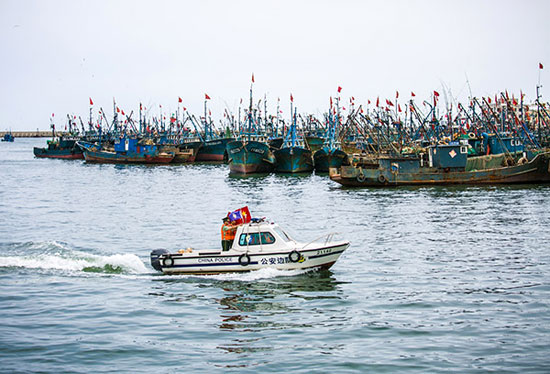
150,219 -> 349,275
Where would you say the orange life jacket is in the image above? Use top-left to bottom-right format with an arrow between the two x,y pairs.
221,223 -> 236,241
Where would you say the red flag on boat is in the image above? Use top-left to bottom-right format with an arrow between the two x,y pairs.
52,113 -> 54,117
376,97 -> 379,107
228,206 -> 251,225
396,91 -> 399,99
121,110 -> 125,116
398,104 -> 402,112
411,91 -> 416,97
116,107 -> 120,113
337,86 -> 342,93
434,91 -> 440,97
205,93 -> 211,100
252,73 -> 255,83
540,63 -> 544,69
368,99 -> 371,104
330,97 -> 333,107
290,93 -> 294,102
178,97 -> 183,103
89,98 -> 93,106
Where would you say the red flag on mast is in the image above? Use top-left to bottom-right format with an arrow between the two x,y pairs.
290,93 -> 294,102
178,97 -> 183,103
205,93 -> 211,100
396,91 -> 399,99
337,86 -> 342,93
89,98 -> 93,106
540,63 -> 544,69
411,91 -> 416,97
252,73 -> 255,83
376,97 -> 379,107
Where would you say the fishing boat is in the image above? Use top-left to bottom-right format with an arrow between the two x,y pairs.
77,136 -> 174,164
330,142 -> 550,186
227,136 -> 276,173
2,131 -> 14,142
194,99 -> 234,161
196,138 -> 234,161
150,218 -> 349,275
227,85 -> 276,174
314,111 -> 349,172
34,136 -> 83,159
274,108 -> 313,173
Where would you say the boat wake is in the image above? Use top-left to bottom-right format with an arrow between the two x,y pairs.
0,241 -> 148,275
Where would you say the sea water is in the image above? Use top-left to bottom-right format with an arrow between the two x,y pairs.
1,138 -> 549,373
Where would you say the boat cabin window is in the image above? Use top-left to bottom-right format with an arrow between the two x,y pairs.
238,232 -> 276,246
273,227 -> 292,242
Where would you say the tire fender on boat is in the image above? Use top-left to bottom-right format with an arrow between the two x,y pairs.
356,173 -> 366,183
289,250 -> 302,263
238,254 -> 251,266
377,174 -> 387,184
162,255 -> 174,267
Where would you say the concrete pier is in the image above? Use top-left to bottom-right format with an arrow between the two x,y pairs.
0,131 -> 68,138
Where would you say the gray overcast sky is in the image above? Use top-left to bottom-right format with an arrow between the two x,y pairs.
1,0 -> 549,131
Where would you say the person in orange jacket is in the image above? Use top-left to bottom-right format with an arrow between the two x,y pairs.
221,217 -> 237,251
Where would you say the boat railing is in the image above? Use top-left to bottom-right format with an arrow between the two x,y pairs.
301,232 -> 339,249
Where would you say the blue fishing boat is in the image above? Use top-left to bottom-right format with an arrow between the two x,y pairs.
194,98 -> 234,161
2,131 -> 14,142
274,109 -> 313,173
227,86 -> 275,174
314,109 -> 349,172
77,136 -> 174,164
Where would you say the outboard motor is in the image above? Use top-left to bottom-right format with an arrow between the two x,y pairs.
150,249 -> 170,272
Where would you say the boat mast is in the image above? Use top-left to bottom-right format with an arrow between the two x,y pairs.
248,82 -> 253,143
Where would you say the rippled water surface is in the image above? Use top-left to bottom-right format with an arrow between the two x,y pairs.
1,138 -> 549,373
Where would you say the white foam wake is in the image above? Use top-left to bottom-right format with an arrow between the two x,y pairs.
0,251 -> 148,274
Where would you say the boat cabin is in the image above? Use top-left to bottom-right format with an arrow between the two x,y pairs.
428,143 -> 468,170
230,221 -> 296,252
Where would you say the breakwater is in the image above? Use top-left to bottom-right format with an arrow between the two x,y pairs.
0,131 -> 67,138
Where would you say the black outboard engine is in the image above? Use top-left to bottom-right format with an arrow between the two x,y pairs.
150,249 -> 170,272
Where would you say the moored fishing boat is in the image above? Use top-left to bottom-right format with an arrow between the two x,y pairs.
196,137 -> 234,161
34,136 -> 83,159
77,136 -> 174,164
314,110 -> 349,172
227,136 -> 276,174
150,218 -> 349,275
274,108 -> 313,173
330,143 -> 550,186
227,84 -> 276,174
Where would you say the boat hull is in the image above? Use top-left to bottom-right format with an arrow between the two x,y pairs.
195,138 -> 234,162
83,150 -> 174,164
331,152 -> 550,187
156,242 -> 349,275
313,148 -> 348,172
33,147 -> 84,159
227,140 -> 276,174
274,147 -> 313,173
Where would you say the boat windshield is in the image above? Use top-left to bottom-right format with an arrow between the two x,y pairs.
273,227 -> 292,242
238,232 -> 276,246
